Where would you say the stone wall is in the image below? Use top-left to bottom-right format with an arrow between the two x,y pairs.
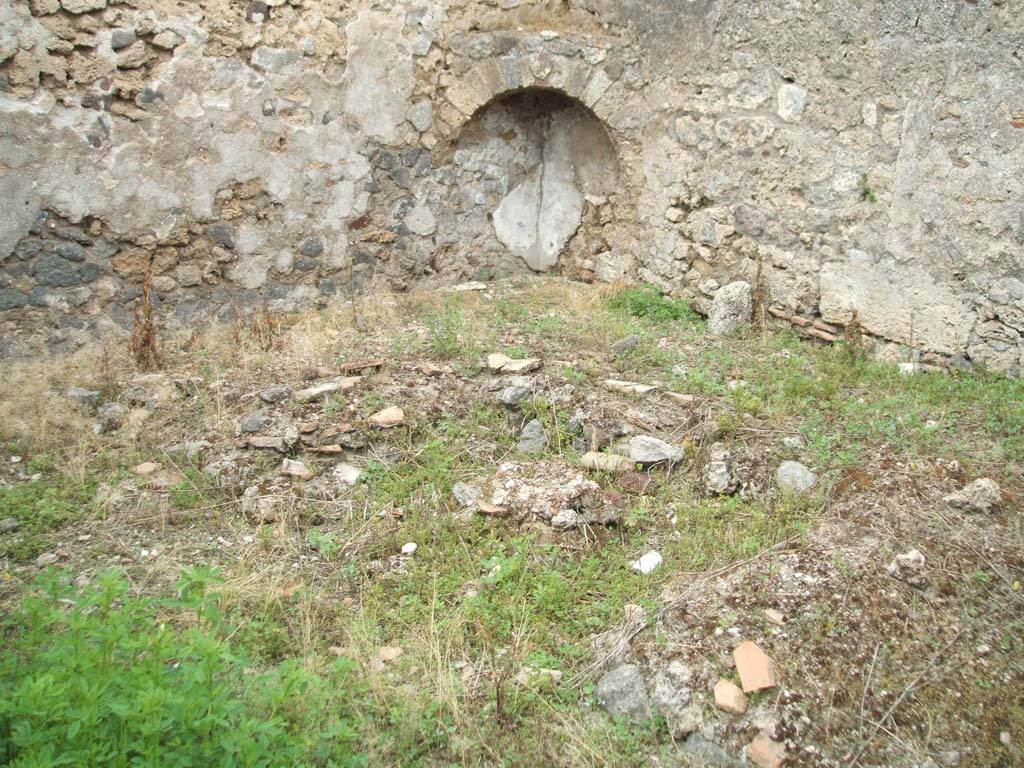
1,0 -> 1022,374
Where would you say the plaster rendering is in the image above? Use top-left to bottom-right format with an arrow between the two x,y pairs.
0,0 -> 1021,374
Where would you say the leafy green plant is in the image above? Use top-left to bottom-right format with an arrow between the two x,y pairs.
0,478 -> 95,562
859,172 -> 878,202
0,568 -> 367,767
607,284 -> 699,325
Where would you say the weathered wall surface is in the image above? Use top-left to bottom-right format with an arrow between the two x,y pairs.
1,0 -> 1022,373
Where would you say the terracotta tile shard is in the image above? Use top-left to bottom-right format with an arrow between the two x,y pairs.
789,315 -> 811,327
733,641 -> 778,693
713,679 -> 748,715
1010,120 -> 1024,128
747,729 -> 786,768
811,318 -> 838,334
805,327 -> 837,343
767,305 -> 788,319
369,406 -> 404,428
134,461 -> 159,476
419,363 -> 444,377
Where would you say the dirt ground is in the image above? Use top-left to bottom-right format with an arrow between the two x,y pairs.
1,278 -> 1021,767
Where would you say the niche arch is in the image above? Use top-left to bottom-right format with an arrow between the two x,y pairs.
440,86 -> 624,277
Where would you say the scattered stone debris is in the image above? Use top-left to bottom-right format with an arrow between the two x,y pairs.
369,406 -> 405,428
631,550 -> 663,575
611,335 -> 643,356
943,477 -> 1001,513
332,463 -> 363,487
281,458 -> 313,480
516,666 -> 562,688
258,385 -> 292,403
0,518 -> 20,534
487,354 -> 542,374
485,460 -> 620,527
501,358 -> 542,374
708,281 -> 753,335
764,609 -> 785,626
603,379 -> 658,396
67,386 -> 100,407
627,435 -> 682,465
704,442 -> 737,495
650,660 -> 703,738
166,440 -> 212,461
518,419 -> 548,454
248,427 -> 300,453
580,451 -> 634,474
596,664 -> 652,723
499,379 -> 534,406
713,679 -> 748,715
133,461 -> 159,476
733,641 -> 778,693
400,542 -> 417,556
240,485 -> 278,522
776,460 -> 816,492
452,281 -> 487,292
94,403 -> 125,434
887,548 -> 928,589
240,408 -> 270,433
294,377 -> 360,403
747,728 -> 786,768
451,482 -> 481,508
35,552 -> 59,567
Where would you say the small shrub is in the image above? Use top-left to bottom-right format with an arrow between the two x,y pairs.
607,284 -> 699,324
0,567 -> 367,767
130,271 -> 161,370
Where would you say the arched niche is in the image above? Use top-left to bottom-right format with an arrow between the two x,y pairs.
443,87 -> 621,276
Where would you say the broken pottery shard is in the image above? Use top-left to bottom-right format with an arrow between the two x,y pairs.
580,451 -> 635,474
281,458 -> 313,480
134,461 -> 159,476
293,377 -> 361,403
747,728 -> 786,768
631,550 -> 663,575
486,353 -> 512,372
501,358 -> 542,374
603,379 -> 658,396
369,406 -> 404,428
733,641 -> 778,693
713,679 -> 748,715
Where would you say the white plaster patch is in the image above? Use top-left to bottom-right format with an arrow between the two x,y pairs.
340,10 -> 414,143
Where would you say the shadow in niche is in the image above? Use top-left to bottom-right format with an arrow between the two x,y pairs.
445,88 -> 620,277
